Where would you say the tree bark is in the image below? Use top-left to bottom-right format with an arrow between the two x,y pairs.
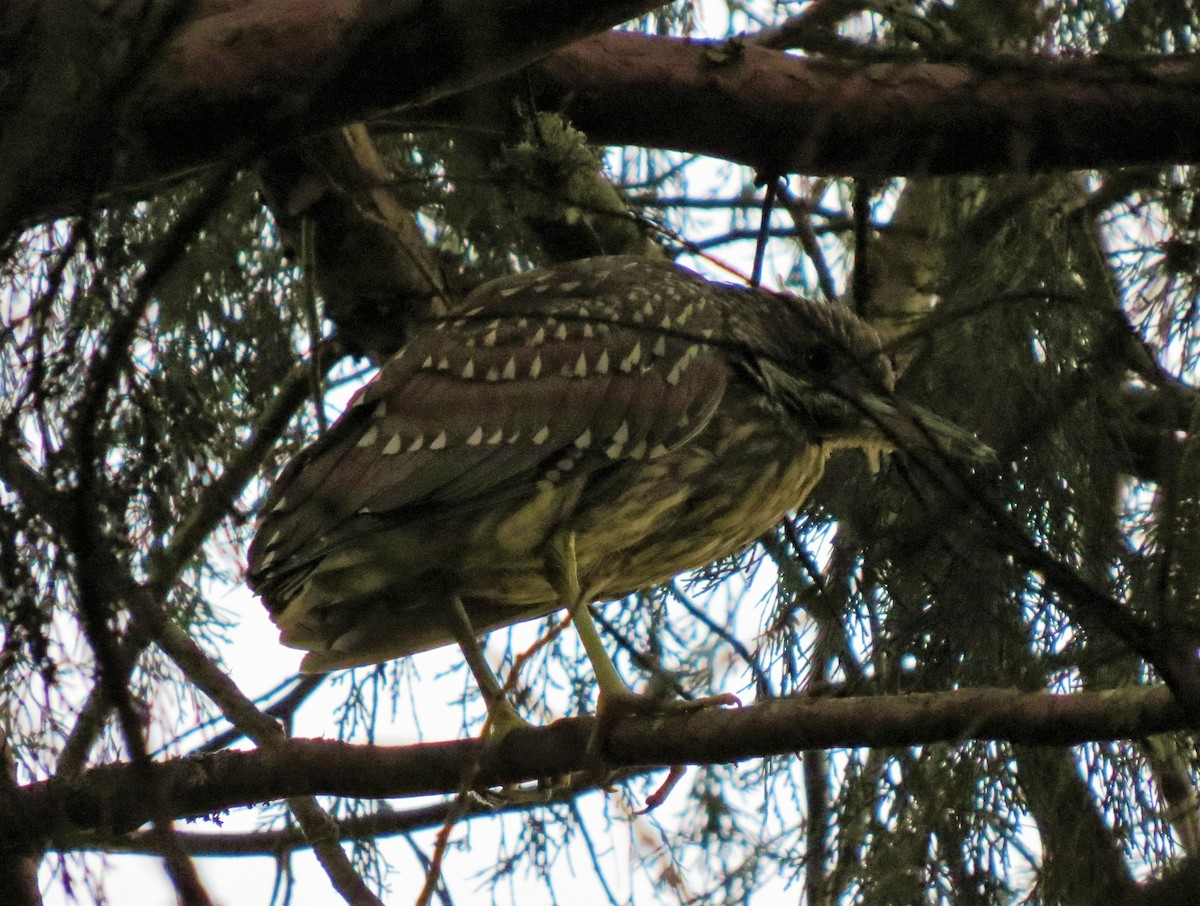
6,4 -> 1200,224
0,0 -> 665,226
2,685 -> 1187,848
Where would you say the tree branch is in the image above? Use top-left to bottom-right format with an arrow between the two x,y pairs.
6,684 -> 1187,848
12,9 -> 1200,222
7,0 -> 667,225
521,33 -> 1200,177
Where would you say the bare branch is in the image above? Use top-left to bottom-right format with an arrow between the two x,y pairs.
5,684 -> 1188,848
7,0 -> 668,225
524,33 -> 1200,177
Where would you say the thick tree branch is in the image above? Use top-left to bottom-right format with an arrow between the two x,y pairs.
10,10 -> 1200,222
258,126 -> 450,360
1015,745 -> 1135,901
523,33 -> 1200,177
4,685 -> 1187,848
5,0 -> 666,225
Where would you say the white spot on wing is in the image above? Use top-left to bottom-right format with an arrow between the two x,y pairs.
532,426 -> 550,445
555,324 -> 568,340
499,286 -> 520,297
575,429 -> 592,448
612,421 -> 629,445
502,357 -> 516,380
383,434 -> 403,455
430,431 -> 447,450
560,281 -> 581,292
407,435 -> 425,452
487,428 -> 503,445
653,336 -> 667,357
461,359 -> 475,379
530,355 -> 542,379
574,352 -> 588,377
620,343 -> 642,372
466,427 -> 484,446
531,326 -> 546,345
357,425 -> 379,448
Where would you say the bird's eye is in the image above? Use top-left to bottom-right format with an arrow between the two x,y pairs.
803,347 -> 833,374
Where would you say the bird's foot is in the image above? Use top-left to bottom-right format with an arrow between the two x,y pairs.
596,686 -> 742,719
481,697 -> 533,740
588,685 -> 739,762
637,765 -> 686,814
583,687 -> 740,807
475,702 -> 570,806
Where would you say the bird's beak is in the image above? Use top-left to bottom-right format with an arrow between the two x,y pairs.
853,395 -> 996,464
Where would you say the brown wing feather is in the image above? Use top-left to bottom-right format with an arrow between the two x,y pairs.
248,257 -> 731,605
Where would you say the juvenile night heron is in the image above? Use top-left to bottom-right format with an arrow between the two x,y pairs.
248,256 -> 983,728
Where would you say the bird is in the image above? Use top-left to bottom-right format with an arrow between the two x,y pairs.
247,255 -> 986,730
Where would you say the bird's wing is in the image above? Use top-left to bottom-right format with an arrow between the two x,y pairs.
249,257 -> 730,587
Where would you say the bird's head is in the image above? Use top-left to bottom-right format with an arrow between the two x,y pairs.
723,285 -> 992,464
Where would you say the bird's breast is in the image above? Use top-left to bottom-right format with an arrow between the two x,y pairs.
580,426 -> 829,598
453,412 -> 829,607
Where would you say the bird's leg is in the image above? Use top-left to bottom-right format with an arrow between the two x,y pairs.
544,531 -> 642,709
545,531 -> 738,804
544,531 -> 741,720
447,595 -> 530,738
